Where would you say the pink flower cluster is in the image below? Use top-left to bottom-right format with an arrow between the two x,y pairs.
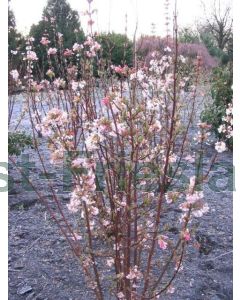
40,37 -> 50,46
218,103 -> 233,139
179,190 -> 209,218
72,42 -> 84,52
47,48 -> 57,56
10,69 -> 19,81
126,265 -> 142,280
84,36 -> 101,58
26,51 -> 38,61
112,65 -> 129,75
158,235 -> 168,250
36,108 -> 68,137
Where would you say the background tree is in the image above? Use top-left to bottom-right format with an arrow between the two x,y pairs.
8,0 -> 25,92
8,1 -> 25,58
136,35 -> 217,69
29,0 -> 85,75
179,27 -> 200,44
198,0 -> 232,64
96,32 -> 133,67
202,0 -> 232,51
200,1 -> 233,148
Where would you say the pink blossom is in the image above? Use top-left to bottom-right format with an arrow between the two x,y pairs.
116,123 -> 127,135
182,229 -> 191,241
184,154 -> 195,163
88,19 -> 94,26
106,258 -> 114,267
31,82 -> 44,93
186,191 -> 204,204
165,191 -> 179,204
226,103 -> 233,115
169,153 -> 178,163
102,96 -> 110,106
64,49 -> 73,57
91,206 -> 99,216
73,43 -> 83,52
126,266 -> 142,280
26,51 -> 38,61
71,158 -> 85,168
197,122 -> 212,130
86,51 -> 95,58
50,149 -> 64,164
85,132 -> 105,151
130,69 -> 145,81
10,69 -> 19,81
71,80 -> 86,91
179,191 -> 209,218
103,220 -> 110,226
93,41 -> 101,51
53,78 -> 66,89
84,36 -> 94,46
149,120 -> 162,132
166,285 -> 175,294
47,48 -> 57,55
175,261 -> 184,271
40,37 -> 50,45
71,233 -> 82,240
67,188 -> 81,213
117,292 -> 125,299
115,66 -> 123,73
84,172 -> 96,190
46,69 -> 55,78
158,236 -> 168,250
188,176 -> 196,193
192,203 -> 209,217
215,141 -> 227,153
57,32 -> 63,38
164,46 -> 172,52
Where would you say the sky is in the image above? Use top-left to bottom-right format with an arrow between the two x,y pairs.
10,0 -> 232,38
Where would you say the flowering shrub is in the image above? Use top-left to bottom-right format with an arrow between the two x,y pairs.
136,35 -> 218,69
178,43 -> 218,69
9,2 -> 228,299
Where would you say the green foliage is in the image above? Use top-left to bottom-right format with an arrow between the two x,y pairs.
199,31 -> 227,64
8,3 -> 15,28
179,25 -> 232,66
8,132 -> 33,156
210,67 -> 232,108
201,65 -> 233,148
8,4 -> 26,72
96,32 -> 133,67
179,27 -> 200,44
200,31 -> 216,55
42,0 -> 84,48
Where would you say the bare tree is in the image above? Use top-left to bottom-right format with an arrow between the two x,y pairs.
201,0 -> 232,51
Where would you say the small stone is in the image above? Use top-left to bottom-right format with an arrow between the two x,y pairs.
210,295 -> 221,300
62,194 -> 70,201
17,285 -> 33,295
36,296 -> 48,300
26,292 -> 35,300
9,188 -> 19,195
14,263 -> 24,270
168,227 -> 179,234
